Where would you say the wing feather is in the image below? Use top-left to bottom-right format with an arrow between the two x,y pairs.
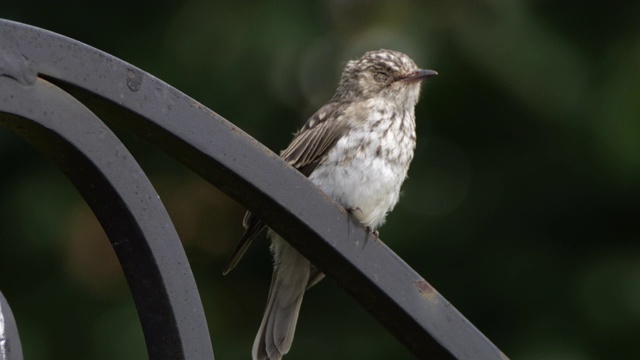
223,102 -> 348,274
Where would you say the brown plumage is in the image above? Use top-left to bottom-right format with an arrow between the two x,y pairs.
224,49 -> 437,360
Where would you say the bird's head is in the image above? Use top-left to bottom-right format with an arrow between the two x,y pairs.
333,49 -> 437,107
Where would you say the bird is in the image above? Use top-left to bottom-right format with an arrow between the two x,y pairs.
223,49 -> 437,360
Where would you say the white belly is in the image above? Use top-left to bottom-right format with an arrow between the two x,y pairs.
308,123 -> 414,229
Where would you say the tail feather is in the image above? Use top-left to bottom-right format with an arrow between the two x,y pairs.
252,235 -> 312,360
223,212 -> 266,275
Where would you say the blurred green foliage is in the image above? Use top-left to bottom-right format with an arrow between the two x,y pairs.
1,1 -> 639,359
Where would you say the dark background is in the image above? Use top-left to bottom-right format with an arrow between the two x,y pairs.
1,1 -> 639,359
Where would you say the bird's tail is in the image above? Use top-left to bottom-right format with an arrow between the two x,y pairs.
252,235 -> 314,360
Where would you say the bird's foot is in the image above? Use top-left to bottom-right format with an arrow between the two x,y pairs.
347,206 -> 362,214
366,227 -> 380,238
346,207 -> 378,238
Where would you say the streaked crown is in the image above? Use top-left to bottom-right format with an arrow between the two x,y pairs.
333,49 -> 428,105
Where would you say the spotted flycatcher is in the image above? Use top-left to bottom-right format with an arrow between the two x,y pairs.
224,49 -> 437,360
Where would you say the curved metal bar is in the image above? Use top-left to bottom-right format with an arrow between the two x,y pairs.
0,291 -> 23,360
0,76 -> 214,359
0,19 -> 508,359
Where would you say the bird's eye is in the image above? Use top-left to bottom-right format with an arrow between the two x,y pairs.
374,72 -> 389,83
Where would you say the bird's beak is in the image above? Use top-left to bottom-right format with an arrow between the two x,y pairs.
401,69 -> 438,82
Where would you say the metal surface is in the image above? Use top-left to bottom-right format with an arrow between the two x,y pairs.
0,19 -> 508,359
0,291 -> 23,360
0,77 -> 214,359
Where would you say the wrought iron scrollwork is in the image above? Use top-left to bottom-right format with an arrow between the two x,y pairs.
0,19 -> 507,360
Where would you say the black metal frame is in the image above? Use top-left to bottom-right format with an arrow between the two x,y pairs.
0,19 -> 507,360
